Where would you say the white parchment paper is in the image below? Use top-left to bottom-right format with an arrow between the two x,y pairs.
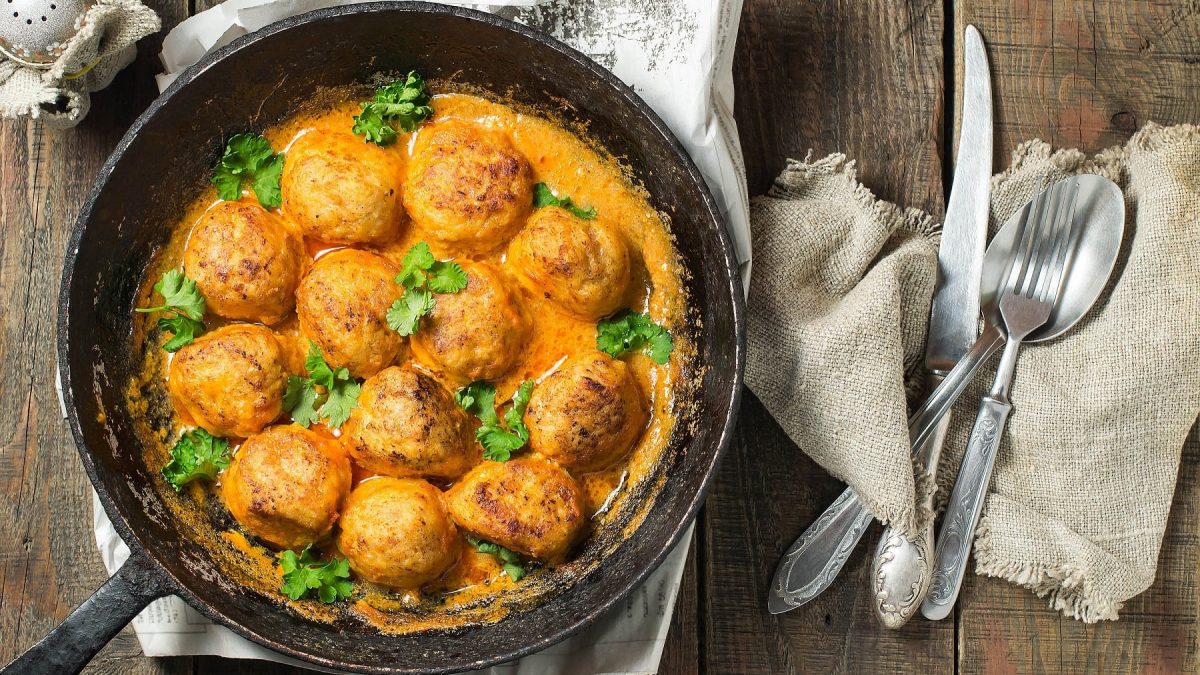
92,1 -> 750,672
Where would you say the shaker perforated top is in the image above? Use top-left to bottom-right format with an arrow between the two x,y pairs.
0,0 -> 91,67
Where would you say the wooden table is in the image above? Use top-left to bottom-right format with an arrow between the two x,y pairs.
2,1 -> 1197,673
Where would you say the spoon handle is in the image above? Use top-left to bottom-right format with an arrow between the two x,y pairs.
908,324 -> 1005,452
921,392 -> 1012,620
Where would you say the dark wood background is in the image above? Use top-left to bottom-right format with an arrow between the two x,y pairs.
2,1 -> 1197,673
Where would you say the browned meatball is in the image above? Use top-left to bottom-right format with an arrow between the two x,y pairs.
183,201 -> 304,325
525,353 -> 647,472
444,458 -> 585,562
336,478 -> 460,589
343,366 -> 478,479
410,262 -> 529,382
507,206 -> 630,319
295,249 -> 403,378
403,120 -> 533,252
282,130 -> 405,245
168,324 -> 286,438
222,425 -> 352,549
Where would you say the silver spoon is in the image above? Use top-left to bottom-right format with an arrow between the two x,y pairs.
920,173 -> 1125,619
767,175 -> 1123,616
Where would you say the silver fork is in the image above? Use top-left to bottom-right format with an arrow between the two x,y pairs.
920,179 -> 1082,620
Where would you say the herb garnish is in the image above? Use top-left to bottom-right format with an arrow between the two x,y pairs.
455,380 -> 534,462
351,71 -> 435,146
386,242 -> 467,336
466,535 -> 526,581
278,546 -> 353,603
211,133 -> 284,208
596,311 -> 673,364
532,182 -> 597,220
283,342 -> 361,429
135,269 -> 207,352
161,428 -> 230,491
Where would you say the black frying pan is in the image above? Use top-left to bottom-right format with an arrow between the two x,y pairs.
5,3 -> 744,673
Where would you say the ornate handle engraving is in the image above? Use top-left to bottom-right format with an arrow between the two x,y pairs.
769,488 -> 875,612
922,396 -> 1010,620
871,525 -> 931,628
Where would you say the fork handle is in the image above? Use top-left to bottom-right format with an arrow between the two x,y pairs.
908,324 -> 1006,455
921,393 -> 1011,620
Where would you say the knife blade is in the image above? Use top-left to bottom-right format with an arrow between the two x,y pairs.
766,25 -> 993,617
867,24 -> 993,627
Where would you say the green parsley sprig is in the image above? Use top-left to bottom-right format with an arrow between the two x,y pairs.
161,428 -> 230,491
278,546 -> 353,603
455,380 -> 534,462
466,535 -> 526,581
135,269 -> 207,352
283,342 -> 361,429
212,133 -> 284,209
532,182 -> 597,220
596,311 -> 673,365
351,71 -> 435,146
386,242 -> 467,336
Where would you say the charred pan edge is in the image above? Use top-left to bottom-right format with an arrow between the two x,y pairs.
57,2 -> 745,673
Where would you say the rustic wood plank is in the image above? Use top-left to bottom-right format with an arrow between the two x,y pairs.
954,3 -> 1200,672
658,532 -> 700,673
704,0 -> 951,669
0,1 -> 191,673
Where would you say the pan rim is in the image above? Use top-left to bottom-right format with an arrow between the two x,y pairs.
56,2 -> 746,672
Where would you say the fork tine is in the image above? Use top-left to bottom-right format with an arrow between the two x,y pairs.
1006,185 -> 1051,296
1018,181 -> 1063,298
1041,181 -> 1082,306
1034,180 -> 1076,302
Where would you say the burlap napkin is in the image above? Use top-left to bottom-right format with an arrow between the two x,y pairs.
0,0 -> 159,127
747,123 -> 1200,621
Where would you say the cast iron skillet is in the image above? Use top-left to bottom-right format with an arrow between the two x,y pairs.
5,3 -> 744,673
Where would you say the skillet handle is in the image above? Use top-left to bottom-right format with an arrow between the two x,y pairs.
1,550 -> 171,675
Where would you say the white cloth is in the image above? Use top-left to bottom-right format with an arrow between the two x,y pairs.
91,0 -> 750,672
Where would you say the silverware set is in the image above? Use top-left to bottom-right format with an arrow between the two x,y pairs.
767,25 -> 1126,626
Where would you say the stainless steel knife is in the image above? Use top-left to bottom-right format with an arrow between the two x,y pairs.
869,24 -> 993,628
766,25 -> 993,617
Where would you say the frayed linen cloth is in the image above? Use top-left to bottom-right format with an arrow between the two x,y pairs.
0,0 -> 159,127
747,122 -> 1200,622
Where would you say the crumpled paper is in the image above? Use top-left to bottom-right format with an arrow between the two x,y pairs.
0,0 -> 159,127
91,0 -> 751,672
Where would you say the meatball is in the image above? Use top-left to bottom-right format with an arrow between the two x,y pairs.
183,201 -> 304,325
222,425 -> 352,549
445,458 -> 585,562
337,478 -> 460,589
410,262 -> 529,382
507,206 -> 630,319
168,324 -> 286,438
343,366 -> 478,479
282,130 -> 405,245
403,120 -> 533,252
525,353 -> 647,472
295,249 -> 403,378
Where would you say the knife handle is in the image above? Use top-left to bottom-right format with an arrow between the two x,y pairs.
908,324 -> 1005,451
870,376 -> 953,628
768,488 -> 875,613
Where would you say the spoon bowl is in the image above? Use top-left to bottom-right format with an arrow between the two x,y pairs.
981,174 -> 1125,342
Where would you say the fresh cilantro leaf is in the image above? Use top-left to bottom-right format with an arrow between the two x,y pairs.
351,71 -> 434,145
136,270 -> 207,351
283,343 -> 361,429
388,243 -> 467,336
387,288 -> 436,337
456,380 -> 534,461
350,105 -> 397,146
596,311 -> 674,364
161,428 -> 231,491
284,375 -> 321,428
532,182 -> 597,220
466,535 -> 526,581
278,546 -> 353,603
211,133 -> 284,209
426,261 -> 468,293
